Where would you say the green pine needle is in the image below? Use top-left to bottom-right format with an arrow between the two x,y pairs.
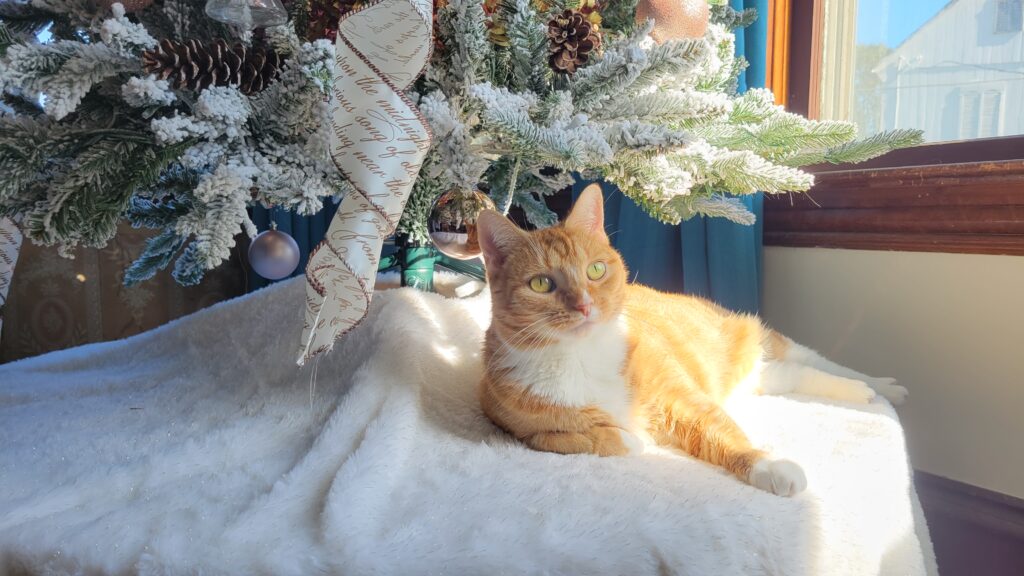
124,229 -> 186,286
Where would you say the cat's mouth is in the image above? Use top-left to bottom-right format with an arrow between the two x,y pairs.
563,315 -> 600,336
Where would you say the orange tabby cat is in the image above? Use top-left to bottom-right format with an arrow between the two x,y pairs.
477,184 -> 908,496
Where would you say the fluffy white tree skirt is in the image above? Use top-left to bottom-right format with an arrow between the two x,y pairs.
0,276 -> 937,575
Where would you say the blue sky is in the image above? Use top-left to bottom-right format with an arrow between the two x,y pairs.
856,0 -> 951,46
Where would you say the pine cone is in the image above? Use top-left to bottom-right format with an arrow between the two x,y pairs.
547,9 -> 601,75
142,39 -> 282,94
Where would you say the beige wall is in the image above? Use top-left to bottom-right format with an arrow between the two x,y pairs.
762,247 -> 1024,499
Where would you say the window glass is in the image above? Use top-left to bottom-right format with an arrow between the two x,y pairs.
818,0 -> 1024,143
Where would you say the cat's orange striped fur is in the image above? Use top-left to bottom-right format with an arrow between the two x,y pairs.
477,185 -> 908,496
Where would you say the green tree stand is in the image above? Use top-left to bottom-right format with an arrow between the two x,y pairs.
378,243 -> 485,293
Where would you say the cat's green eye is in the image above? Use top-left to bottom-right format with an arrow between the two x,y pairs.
587,261 -> 607,281
529,276 -> 555,293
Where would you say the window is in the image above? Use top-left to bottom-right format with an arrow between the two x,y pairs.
764,0 -> 1024,257
813,0 -> 1023,144
959,90 -> 981,140
980,90 -> 1003,137
995,0 -> 1023,34
956,90 -> 1002,139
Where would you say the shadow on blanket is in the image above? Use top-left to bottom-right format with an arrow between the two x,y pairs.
0,277 -> 935,576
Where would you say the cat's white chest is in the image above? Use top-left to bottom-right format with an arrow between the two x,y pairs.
497,317 -> 632,426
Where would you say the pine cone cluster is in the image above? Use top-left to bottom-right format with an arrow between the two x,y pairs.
547,9 -> 601,75
142,39 -> 282,94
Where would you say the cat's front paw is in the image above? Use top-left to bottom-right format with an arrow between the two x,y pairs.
867,377 -> 908,405
749,457 -> 807,497
587,426 -> 643,456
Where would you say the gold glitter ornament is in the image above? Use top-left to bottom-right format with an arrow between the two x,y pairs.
635,0 -> 709,43
427,187 -> 496,260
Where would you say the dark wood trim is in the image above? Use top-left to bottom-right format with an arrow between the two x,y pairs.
786,0 -> 816,118
764,160 -> 1024,255
801,160 -> 1024,186
915,470 -> 1024,575
764,232 -> 1024,255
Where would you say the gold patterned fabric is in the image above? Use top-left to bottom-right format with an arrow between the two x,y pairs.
0,223 -> 243,363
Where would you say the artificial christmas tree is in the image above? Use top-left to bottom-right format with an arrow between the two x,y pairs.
0,0 -> 922,315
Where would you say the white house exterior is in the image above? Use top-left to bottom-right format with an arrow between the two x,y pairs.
872,0 -> 1023,142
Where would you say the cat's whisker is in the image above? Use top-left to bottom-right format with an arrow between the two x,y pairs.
486,316 -> 556,371
490,317 -> 549,359
492,321 -> 560,372
491,320 -> 553,367
524,325 -> 560,371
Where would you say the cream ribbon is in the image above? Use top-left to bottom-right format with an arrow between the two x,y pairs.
298,0 -> 434,364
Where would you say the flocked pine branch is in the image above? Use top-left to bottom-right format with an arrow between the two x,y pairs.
570,45 -> 648,111
727,87 -> 778,123
781,129 -> 925,166
474,99 -> 613,168
501,0 -> 549,94
123,228 -> 186,286
592,89 -> 731,128
514,187 -> 561,228
695,113 -> 859,161
671,194 -> 757,225
0,115 -> 54,207
436,0 -> 489,90
0,21 -> 13,57
603,120 -> 693,152
600,0 -> 640,33
709,3 -> 757,29
396,151 -> 444,246
3,42 -> 141,119
629,35 -> 708,89
171,166 -> 255,285
0,0 -> 925,284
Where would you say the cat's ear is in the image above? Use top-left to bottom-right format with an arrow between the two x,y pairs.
476,209 -> 524,269
565,184 -> 606,238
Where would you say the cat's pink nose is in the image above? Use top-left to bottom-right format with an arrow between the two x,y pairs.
575,303 -> 592,317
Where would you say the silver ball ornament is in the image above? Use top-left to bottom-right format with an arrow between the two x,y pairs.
428,187 -> 496,260
248,228 -> 300,280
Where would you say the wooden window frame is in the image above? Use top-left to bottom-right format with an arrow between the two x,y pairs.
764,0 -> 1024,256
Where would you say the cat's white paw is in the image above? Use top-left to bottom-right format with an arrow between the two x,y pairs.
749,458 -> 807,497
618,429 -> 645,455
825,375 -> 876,404
846,382 -> 876,404
867,377 -> 908,405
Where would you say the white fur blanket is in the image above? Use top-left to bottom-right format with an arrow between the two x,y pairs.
0,277 -> 937,576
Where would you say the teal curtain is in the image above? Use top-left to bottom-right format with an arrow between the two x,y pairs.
247,202 -> 340,290
576,0 -> 768,313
